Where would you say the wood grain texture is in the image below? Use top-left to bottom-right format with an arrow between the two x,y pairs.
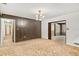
15,19 -> 41,42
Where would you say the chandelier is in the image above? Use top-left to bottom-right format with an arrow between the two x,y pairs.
35,10 -> 45,21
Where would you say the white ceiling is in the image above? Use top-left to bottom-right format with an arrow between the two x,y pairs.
1,3 -> 79,20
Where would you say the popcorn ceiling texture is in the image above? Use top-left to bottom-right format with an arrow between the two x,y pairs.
0,38 -> 79,56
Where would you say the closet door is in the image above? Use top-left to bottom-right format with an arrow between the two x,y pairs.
15,19 -> 41,42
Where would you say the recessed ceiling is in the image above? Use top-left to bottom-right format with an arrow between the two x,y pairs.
1,3 -> 79,20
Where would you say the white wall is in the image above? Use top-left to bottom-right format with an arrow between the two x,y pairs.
42,11 -> 79,47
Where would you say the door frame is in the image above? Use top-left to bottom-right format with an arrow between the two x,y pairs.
48,20 -> 66,44
0,18 -> 16,46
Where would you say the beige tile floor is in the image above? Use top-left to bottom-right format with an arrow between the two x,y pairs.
0,38 -> 79,56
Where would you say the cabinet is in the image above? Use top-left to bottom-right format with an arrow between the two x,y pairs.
15,19 -> 41,42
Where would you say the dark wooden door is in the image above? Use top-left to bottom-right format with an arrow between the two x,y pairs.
48,23 -> 51,39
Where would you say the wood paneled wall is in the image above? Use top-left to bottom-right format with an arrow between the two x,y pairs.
15,19 -> 41,42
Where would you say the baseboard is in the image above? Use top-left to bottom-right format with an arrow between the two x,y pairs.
66,42 -> 79,47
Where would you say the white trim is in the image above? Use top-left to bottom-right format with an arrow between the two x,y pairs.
13,20 -> 16,43
67,42 -> 79,47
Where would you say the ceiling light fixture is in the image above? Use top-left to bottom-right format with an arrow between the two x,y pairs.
35,9 -> 45,21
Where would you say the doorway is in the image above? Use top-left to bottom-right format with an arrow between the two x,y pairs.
48,20 -> 66,44
0,18 -> 15,46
